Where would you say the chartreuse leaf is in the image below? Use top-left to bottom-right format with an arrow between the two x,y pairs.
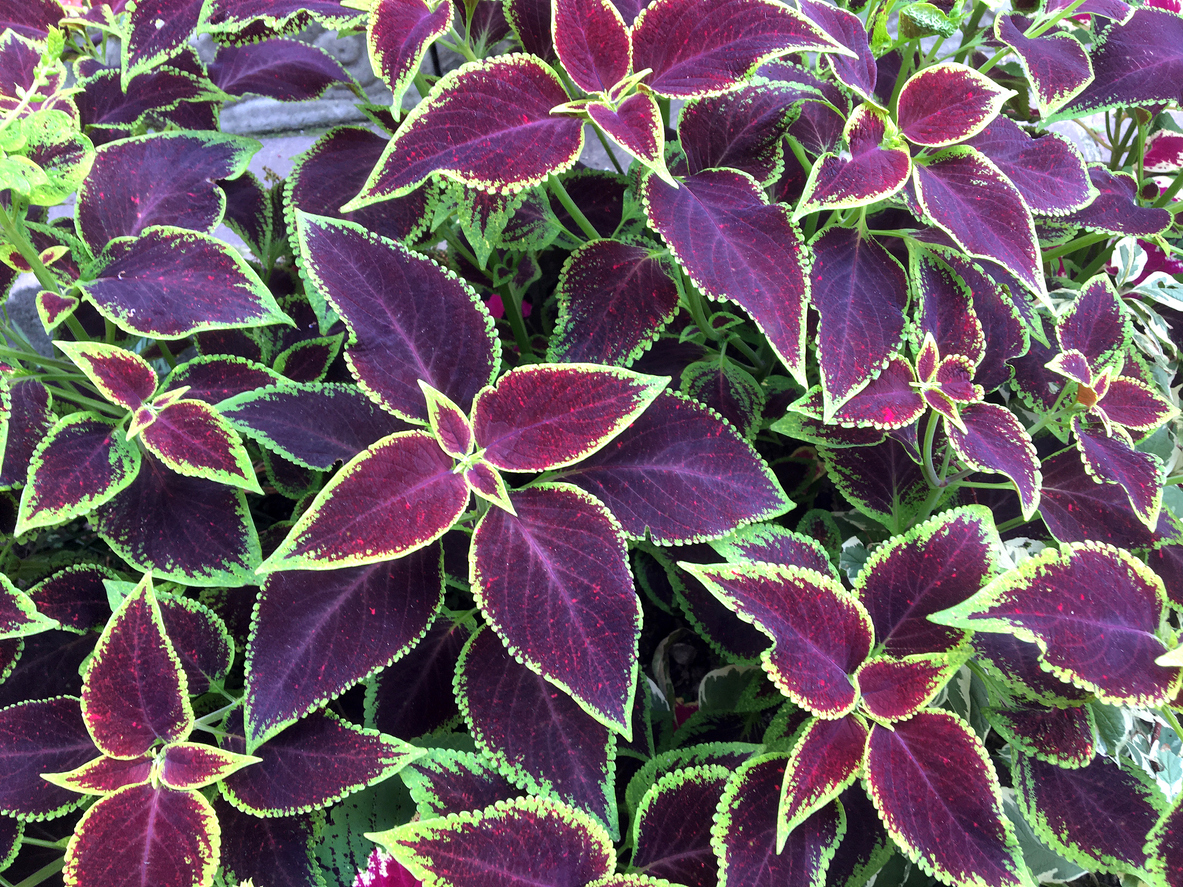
777,715 -> 868,852
0,696 -> 96,820
896,63 -> 1013,148
472,364 -> 667,472
81,574 -> 193,759
42,754 -> 153,795
346,54 -> 584,205
630,764 -> 730,885
471,484 -> 639,736
864,711 -> 1030,887
930,542 -> 1180,706
16,413 -> 141,535
367,0 -> 454,112
259,431 -> 469,573
457,627 -> 619,836
681,562 -> 871,718
159,742 -> 259,790
62,783 -> 219,887
0,573 -> 58,639
368,795 -> 615,887
136,399 -> 262,494
54,340 -> 156,410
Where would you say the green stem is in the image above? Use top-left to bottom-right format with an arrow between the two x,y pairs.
46,386 -> 124,417
156,338 -> 177,371
1154,170 -> 1183,207
887,46 -> 915,114
1165,474 -> 1183,486
995,514 -> 1030,533
1041,231 -> 1111,261
9,857 -> 65,887
975,47 -> 1009,76
954,0 -> 988,62
547,174 -> 600,241
0,344 -> 72,369
680,273 -> 720,342
0,203 -> 62,297
412,71 -> 434,103
498,284 -> 533,357
954,479 -> 1016,489
1076,246 -> 1113,281
920,411 -> 942,490
19,838 -> 67,850
591,125 -> 626,175
446,29 -> 477,62
63,313 -> 89,343
1026,0 -> 1089,37
1160,706 -> 1183,746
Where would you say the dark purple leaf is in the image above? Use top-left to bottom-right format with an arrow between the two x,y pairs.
1014,754 -> 1160,875
138,399 -> 260,493
1060,165 -> 1172,236
587,93 -> 666,176
914,148 -> 1045,304
1044,0 -> 1132,21
75,66 -> 221,130
63,784 -> 218,887
559,391 -> 790,543
0,631 -> 94,708
220,173 -> 272,258
295,213 -> 499,422
549,239 -> 680,367
819,437 -> 929,531
642,169 -> 810,384
27,565 -> 113,633
163,355 -> 283,406
681,357 -> 765,440
797,105 -> 911,216
711,523 -> 835,577
473,365 -> 667,472
974,632 -> 1089,704
1098,377 -> 1177,433
865,711 -> 1027,887
1148,795 -> 1183,887
222,709 -> 418,815
81,226 -> 289,338
965,116 -> 1093,214
203,0 -> 364,36
827,787 -> 892,887
630,0 -> 848,98
369,0 -> 453,106
0,0 -> 63,38
984,703 -> 1094,767
471,484 -> 639,733
683,562 -> 870,717
797,0 -> 875,97
54,340 -> 156,410
809,226 -> 908,413
677,83 -> 799,184
348,54 -> 583,204
42,753 -> 152,795
897,62 -> 1012,147
856,654 -> 955,721
371,618 -> 467,739
913,248 -> 986,365
210,38 -> 351,101
1073,419 -> 1163,525
779,715 -> 868,840
0,379 -> 52,489
458,627 -> 617,832
504,0 -> 554,58
631,764 -> 729,886
215,798 -> 322,887
933,542 -> 1178,706
92,454 -> 262,586
80,576 -> 192,758
158,596 -> 232,697
260,431 -> 469,572
0,696 -> 95,819
993,15 -> 1093,118
821,358 -> 925,430
245,546 -> 442,749
948,402 -> 1041,519
400,747 -> 523,817
661,549 -> 770,662
553,0 -> 630,93
123,0 -> 205,82
1039,448 -> 1157,547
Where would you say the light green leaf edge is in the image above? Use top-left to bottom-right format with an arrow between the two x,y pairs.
160,742 -> 261,791
681,357 -> 766,441
197,1 -> 364,38
908,243 -> 988,366
898,63 -> 1016,149
624,741 -> 759,817
1145,791 -> 1183,887
273,333 -> 345,382
139,399 -> 262,494
367,0 -> 452,113
399,746 -> 522,819
161,354 -> 287,406
0,573 -> 59,639
981,703 -> 1096,768
41,752 -> 152,796
776,714 -> 868,851
709,522 -> 840,581
454,624 -> 622,839
628,764 -> 732,871
160,592 -> 235,686
930,540 -> 1180,707
54,339 -> 156,410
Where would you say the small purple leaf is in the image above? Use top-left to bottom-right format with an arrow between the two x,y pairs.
588,93 -> 670,182
897,62 -> 1013,147
54,340 -> 156,410
948,402 -> 1042,520
157,596 -> 233,696
42,753 -> 153,795
1039,449 -> 1157,548
984,703 -> 1095,768
965,115 -> 1093,215
160,742 -> 259,790
819,437 -> 929,531
1073,418 -> 1163,526
778,715 -> 868,844
855,654 -> 959,721
631,764 -> 730,886
420,382 -> 473,458
796,105 -> 911,216
368,0 -> 454,108
993,14 -> 1093,117
677,83 -> 801,184
210,38 -> 351,101
163,355 -> 284,405
137,399 -> 261,494
0,696 -> 96,819
552,0 -> 630,93
1060,165 -> 1172,236
27,565 -> 114,634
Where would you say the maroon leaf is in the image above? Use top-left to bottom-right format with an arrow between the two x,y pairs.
587,93 -> 667,178
42,753 -> 153,795
912,248 -> 986,366
819,436 -> 929,531
473,365 -> 667,473
0,379 -> 53,489
401,747 -> 523,817
222,709 -> 419,815
348,54 -> 583,204
158,596 -> 232,697
295,213 -> 498,422
975,632 -> 1090,705
1056,276 -> 1129,372
779,715 -> 868,841
1060,166 -> 1172,236
260,431 -> 469,572
559,391 -> 790,543
630,0 -> 848,98
0,696 -> 95,819
458,627 -> 618,832
209,38 -> 350,102
631,764 -> 729,887
123,0 -> 204,82
681,357 -> 765,440
1148,795 -> 1183,887
1039,449 -> 1157,547
75,66 -> 217,131
63,784 -> 218,887
642,169 -> 810,384
711,523 -> 835,577
682,562 -> 870,717
677,83 -> 799,184
1098,377 -> 1177,433
137,399 -> 260,493
215,798 -> 322,887
993,15 -> 1093,117
371,618 -> 467,739
897,63 -> 1012,147
796,105 -> 911,216
1074,419 -> 1162,525
865,711 -> 1027,887
933,542 -> 1179,706
948,402 -> 1041,519
549,239 -> 680,367
54,340 -> 156,410
553,0 -> 630,93
81,226 -> 289,338
203,0 -> 364,36
159,742 -> 258,790
0,631 -> 94,709
80,576 -> 192,759
914,148 -> 1045,304
797,0 -> 875,97
173,356 -> 279,405
472,484 -> 639,733
245,546 -> 442,750
368,0 -> 454,107
817,357 -> 925,431
809,226 -> 908,413
27,565 -> 114,634
504,0 -> 554,58
965,116 -> 1093,214
984,703 -> 1094,767
858,654 -> 957,722
0,0 -> 63,38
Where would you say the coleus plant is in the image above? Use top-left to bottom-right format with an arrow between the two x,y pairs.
0,0 -> 1181,883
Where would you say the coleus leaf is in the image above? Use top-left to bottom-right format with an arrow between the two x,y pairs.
15,413 -> 140,534
0,696 -> 96,819
932,542 -> 1179,706
54,340 -> 156,410
75,131 -> 257,251
549,238 -> 680,367
136,398 -> 261,493
1038,449 -> 1157,548
259,431 -> 469,572
559,391 -> 791,543
552,0 -> 630,93
0,0 -> 63,38
992,14 -> 1093,118
347,54 -> 583,205
79,226 -> 291,338
163,355 -> 284,405
157,595 -> 232,696
642,168 -> 810,385
629,0 -> 851,98
74,65 -> 218,132
27,564 -> 114,634
296,213 -> 499,422
209,38 -> 351,101
214,798 -> 322,887
911,246 -> 986,366
1096,377 -> 1177,434
818,437 -> 930,532
808,226 -> 908,415
371,618 -> 468,739
710,523 -> 836,578
681,562 -> 871,718
795,104 -> 911,217
630,764 -> 730,887
777,715 -> 868,847
80,574 -> 193,759
368,0 -> 454,109
221,709 -> 421,816
62,783 -> 218,887
914,147 -> 1047,306
473,364 -> 667,472
1072,418 -> 1163,526
1013,753 -> 1160,877
401,747 -> 523,818
159,742 -> 259,790
947,402 -> 1042,520
964,116 -> 1093,215
797,0 -> 875,98
676,83 -> 799,184
983,703 -> 1095,768
42,753 -> 153,795
0,378 -> 52,490
505,0 -> 555,57
864,711 -> 1028,887
827,787 -> 893,887
896,63 -> 1013,147
202,0 -> 365,37
244,545 -> 443,750
371,795 -> 615,887
855,653 -> 959,721
471,484 -> 639,734
1060,166 -> 1172,237
1147,794 -> 1183,887
421,382 -> 473,458
457,627 -> 618,834
122,0 -> 205,85
681,356 -> 765,440
587,93 -> 672,184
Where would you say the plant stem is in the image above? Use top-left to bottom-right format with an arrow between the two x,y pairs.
1042,231 -> 1111,261
547,174 -> 600,241
8,857 -> 65,887
0,203 -> 62,297
591,125 -> 626,175
497,284 -> 533,357
1026,0 -> 1089,37
46,385 -> 123,417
